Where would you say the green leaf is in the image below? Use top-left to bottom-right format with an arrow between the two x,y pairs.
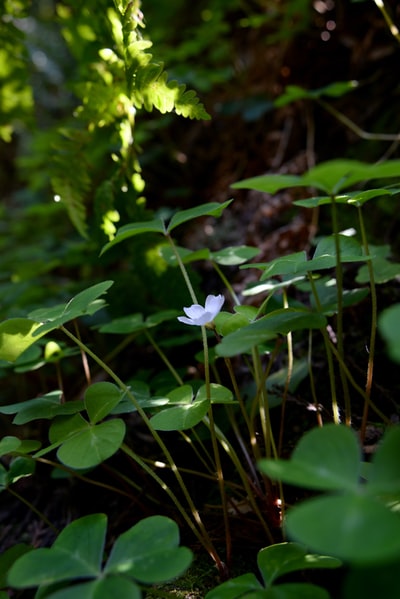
357,256 -> 400,284
0,318 -> 47,362
49,413 -> 89,444
205,573 -> 263,598
29,281 -> 114,334
100,219 -> 165,255
14,439 -> 42,454
274,80 -> 358,108
210,245 -> 260,266
56,419 -> 126,469
232,159 -> 400,196
167,200 -> 233,232
101,201 -> 232,255
0,436 -> 21,456
302,159 -> 400,194
367,426 -> 400,494
378,304 -> 400,362
215,311 -> 253,336
99,313 -> 145,334
285,493 -> 400,563
84,382 -> 124,424
7,456 -> 35,485
104,515 -> 192,584
145,309 -> 181,327
0,464 -> 7,491
232,174 -> 301,194
92,576 -> 141,599
246,236 -> 366,282
216,309 -> 326,357
0,391 -> 82,425
305,277 -> 369,315
303,235 -> 365,272
99,310 -> 180,334
264,583 -> 331,598
159,244 -> 210,266
243,275 -> 306,296
259,425 -> 361,492
255,252 -> 307,278
257,543 -> 341,587
274,84 -> 314,107
8,514 -> 107,587
0,544 -> 32,589
150,399 -> 209,431
166,385 -> 194,404
295,188 -> 398,209
196,383 -> 234,404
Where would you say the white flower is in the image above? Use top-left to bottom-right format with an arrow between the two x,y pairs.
177,294 -> 225,326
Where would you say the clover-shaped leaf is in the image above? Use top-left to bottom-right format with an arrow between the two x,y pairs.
259,424 -> 400,563
8,514 -> 192,597
28,281 -> 114,335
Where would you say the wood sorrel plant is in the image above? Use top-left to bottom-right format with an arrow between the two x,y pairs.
1,160 -> 400,593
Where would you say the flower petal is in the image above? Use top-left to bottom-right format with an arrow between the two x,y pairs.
178,295 -> 225,326
177,316 -> 198,325
204,294 -> 225,318
184,304 -> 206,319
193,311 -> 214,326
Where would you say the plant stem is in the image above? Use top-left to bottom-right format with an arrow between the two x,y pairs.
330,196 -> 351,424
357,206 -> 378,441
145,329 -> 184,385
373,0 -> 400,42
37,457 -> 138,499
212,261 -> 240,305
7,487 -> 59,534
319,99 -> 400,141
278,289 -> 293,455
166,232 -> 198,304
202,415 -> 275,544
60,325 -> 223,570
308,274 -> 340,423
307,330 -> 324,427
73,319 -> 91,385
201,323 -> 231,567
327,338 -> 390,424
121,443 -> 222,567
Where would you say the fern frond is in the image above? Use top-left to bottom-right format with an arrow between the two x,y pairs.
51,176 -> 89,239
50,131 -> 91,239
117,3 -> 210,120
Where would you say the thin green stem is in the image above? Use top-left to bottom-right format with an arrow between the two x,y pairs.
319,99 -> 400,141
201,325 -> 211,400
7,487 -> 59,534
178,429 -> 216,474
330,197 -> 352,424
251,344 -> 280,461
60,325 -> 222,569
373,0 -> 400,43
142,454 -> 245,491
225,406 -> 262,491
202,415 -> 275,544
327,333 -> 389,424
201,323 -> 231,566
357,207 -> 378,441
212,261 -> 240,305
165,233 -> 198,304
37,457 -> 138,499
121,443 -> 222,566
144,329 -> 184,385
278,289 -> 293,455
307,330 -> 324,427
308,274 -> 340,423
